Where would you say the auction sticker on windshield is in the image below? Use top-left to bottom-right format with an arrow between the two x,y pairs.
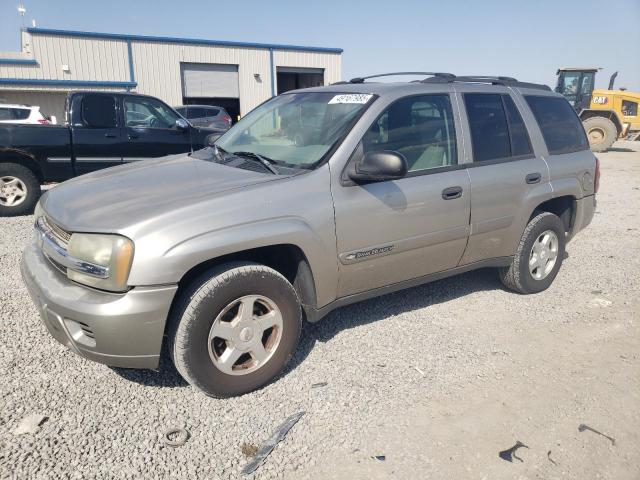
328,94 -> 373,104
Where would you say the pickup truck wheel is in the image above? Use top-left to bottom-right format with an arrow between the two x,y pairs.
499,212 -> 566,294
0,163 -> 41,217
169,262 -> 302,398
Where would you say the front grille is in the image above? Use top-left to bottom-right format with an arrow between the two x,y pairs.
43,216 -> 71,245
48,256 -> 68,275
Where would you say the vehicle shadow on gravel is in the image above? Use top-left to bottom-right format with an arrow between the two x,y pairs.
109,268 -> 501,390
284,267 -> 503,376
109,350 -> 189,388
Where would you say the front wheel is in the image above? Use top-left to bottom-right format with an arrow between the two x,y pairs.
0,163 -> 41,217
499,212 -> 566,294
582,116 -> 617,153
169,262 -> 302,398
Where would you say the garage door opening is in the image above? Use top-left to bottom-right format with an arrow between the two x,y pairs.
276,67 -> 324,94
181,62 -> 241,122
181,97 -> 241,123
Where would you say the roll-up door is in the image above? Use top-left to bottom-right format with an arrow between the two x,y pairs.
181,63 -> 239,98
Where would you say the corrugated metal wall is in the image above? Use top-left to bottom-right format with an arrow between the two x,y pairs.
130,41 -> 274,114
0,33 -> 129,81
0,31 -> 342,116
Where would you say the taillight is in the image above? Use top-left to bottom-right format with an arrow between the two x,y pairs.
222,114 -> 232,125
594,157 -> 600,193
37,118 -> 50,125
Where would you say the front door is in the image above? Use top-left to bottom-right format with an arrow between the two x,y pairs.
70,93 -> 123,175
120,95 -> 192,162
332,93 -> 471,297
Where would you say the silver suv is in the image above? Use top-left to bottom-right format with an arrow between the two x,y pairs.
21,73 -> 598,398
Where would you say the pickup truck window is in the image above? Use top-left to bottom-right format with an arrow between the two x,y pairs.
216,92 -> 374,168
362,94 -> 457,172
81,95 -> 117,128
124,96 -> 180,129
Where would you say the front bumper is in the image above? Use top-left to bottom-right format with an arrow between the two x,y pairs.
21,243 -> 178,369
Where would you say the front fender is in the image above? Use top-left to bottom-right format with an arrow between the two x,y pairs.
127,216 -> 337,308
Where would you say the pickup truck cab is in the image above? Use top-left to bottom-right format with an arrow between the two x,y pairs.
21,73 -> 598,398
0,91 -> 220,216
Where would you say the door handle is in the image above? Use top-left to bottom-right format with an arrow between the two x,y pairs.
525,173 -> 542,184
442,186 -> 463,200
104,133 -> 116,138
128,134 -> 139,140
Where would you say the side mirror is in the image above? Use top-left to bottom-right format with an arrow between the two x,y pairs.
176,118 -> 190,130
348,151 -> 408,183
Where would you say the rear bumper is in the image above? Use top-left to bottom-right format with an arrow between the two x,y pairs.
21,243 -> 177,369
569,194 -> 596,241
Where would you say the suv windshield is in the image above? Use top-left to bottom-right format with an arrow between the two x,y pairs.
215,92 -> 374,168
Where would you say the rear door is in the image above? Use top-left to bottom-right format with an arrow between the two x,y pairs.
120,95 -> 193,162
332,93 -> 471,297
456,88 -> 552,265
70,93 -> 123,175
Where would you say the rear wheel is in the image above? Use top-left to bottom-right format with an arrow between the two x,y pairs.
169,262 -> 302,398
582,116 -> 617,152
499,212 -> 566,294
0,163 -> 41,217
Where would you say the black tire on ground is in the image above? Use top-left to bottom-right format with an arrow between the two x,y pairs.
0,163 -> 41,217
582,116 -> 617,153
499,212 -> 566,294
168,262 -> 302,398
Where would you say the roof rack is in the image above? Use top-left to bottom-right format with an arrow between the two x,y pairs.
337,72 -> 550,91
424,75 -> 551,91
346,72 -> 455,84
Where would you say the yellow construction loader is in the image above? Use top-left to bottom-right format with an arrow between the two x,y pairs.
555,68 -> 640,151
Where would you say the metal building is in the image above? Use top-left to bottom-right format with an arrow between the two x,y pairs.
0,28 -> 342,122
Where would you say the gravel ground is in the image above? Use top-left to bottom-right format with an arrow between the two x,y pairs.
1,141 -> 639,479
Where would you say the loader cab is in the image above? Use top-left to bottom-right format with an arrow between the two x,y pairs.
555,68 -> 598,112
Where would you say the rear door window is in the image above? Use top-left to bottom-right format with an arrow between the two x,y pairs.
464,93 -> 534,162
503,95 -> 533,156
81,95 -> 117,128
0,108 -> 12,120
189,107 -> 207,118
525,96 -> 588,154
464,94 -> 511,161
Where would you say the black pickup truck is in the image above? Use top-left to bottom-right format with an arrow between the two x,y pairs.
0,91 -> 222,216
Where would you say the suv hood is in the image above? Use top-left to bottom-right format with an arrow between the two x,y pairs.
42,154 -> 283,232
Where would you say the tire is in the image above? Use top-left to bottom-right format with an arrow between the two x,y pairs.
168,262 -> 302,398
0,163 -> 41,217
499,212 -> 566,294
582,116 -> 617,152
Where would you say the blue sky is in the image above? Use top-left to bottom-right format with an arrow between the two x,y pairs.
1,0 -> 639,90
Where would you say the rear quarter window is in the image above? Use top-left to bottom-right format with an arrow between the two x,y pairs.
525,96 -> 588,154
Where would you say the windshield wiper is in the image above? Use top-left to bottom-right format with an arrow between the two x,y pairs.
231,151 -> 279,174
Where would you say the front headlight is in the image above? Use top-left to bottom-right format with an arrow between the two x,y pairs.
67,233 -> 134,292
